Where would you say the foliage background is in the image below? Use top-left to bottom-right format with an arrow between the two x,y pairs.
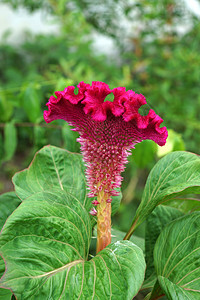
0,0 -> 199,252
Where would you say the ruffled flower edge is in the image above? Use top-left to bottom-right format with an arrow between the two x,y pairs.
44,81 -> 168,145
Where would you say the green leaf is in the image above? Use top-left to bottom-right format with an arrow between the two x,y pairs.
145,279 -> 164,300
13,145 -> 122,215
0,288 -> 12,300
151,212 -> 200,299
0,191 -> 145,299
0,192 -> 21,231
131,151 -> 200,230
158,276 -> 199,300
143,205 -> 184,289
13,145 -> 92,211
0,259 -> 4,283
22,85 -> 41,123
164,198 -> 200,213
0,192 -> 21,299
4,122 -> 17,161
111,227 -> 145,251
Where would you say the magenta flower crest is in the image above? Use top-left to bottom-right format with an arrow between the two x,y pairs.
44,81 -> 168,253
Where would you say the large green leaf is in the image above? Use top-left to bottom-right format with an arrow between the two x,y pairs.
0,191 -> 145,299
13,145 -> 91,211
0,288 -> 12,300
111,227 -> 145,251
0,192 -> 21,230
130,151 -> 200,231
0,192 -> 21,277
13,145 -> 121,215
0,192 -> 21,299
151,212 -> 200,299
158,276 -> 200,300
164,198 -> 200,213
143,205 -> 184,290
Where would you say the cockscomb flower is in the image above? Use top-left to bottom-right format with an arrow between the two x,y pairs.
44,81 -> 168,253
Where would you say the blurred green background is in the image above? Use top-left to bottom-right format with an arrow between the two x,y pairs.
0,0 -> 199,242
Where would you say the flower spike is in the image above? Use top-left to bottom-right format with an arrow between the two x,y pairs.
44,81 -> 168,253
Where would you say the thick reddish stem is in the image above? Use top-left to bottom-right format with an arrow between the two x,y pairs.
96,190 -> 111,253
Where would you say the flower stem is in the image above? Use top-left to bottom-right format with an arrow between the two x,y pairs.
123,219 -> 138,240
96,191 -> 111,254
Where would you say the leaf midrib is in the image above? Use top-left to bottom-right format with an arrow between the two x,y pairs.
49,147 -> 64,190
33,259 -> 84,279
144,155 -> 200,206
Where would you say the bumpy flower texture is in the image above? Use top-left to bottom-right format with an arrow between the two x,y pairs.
44,81 -> 168,214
